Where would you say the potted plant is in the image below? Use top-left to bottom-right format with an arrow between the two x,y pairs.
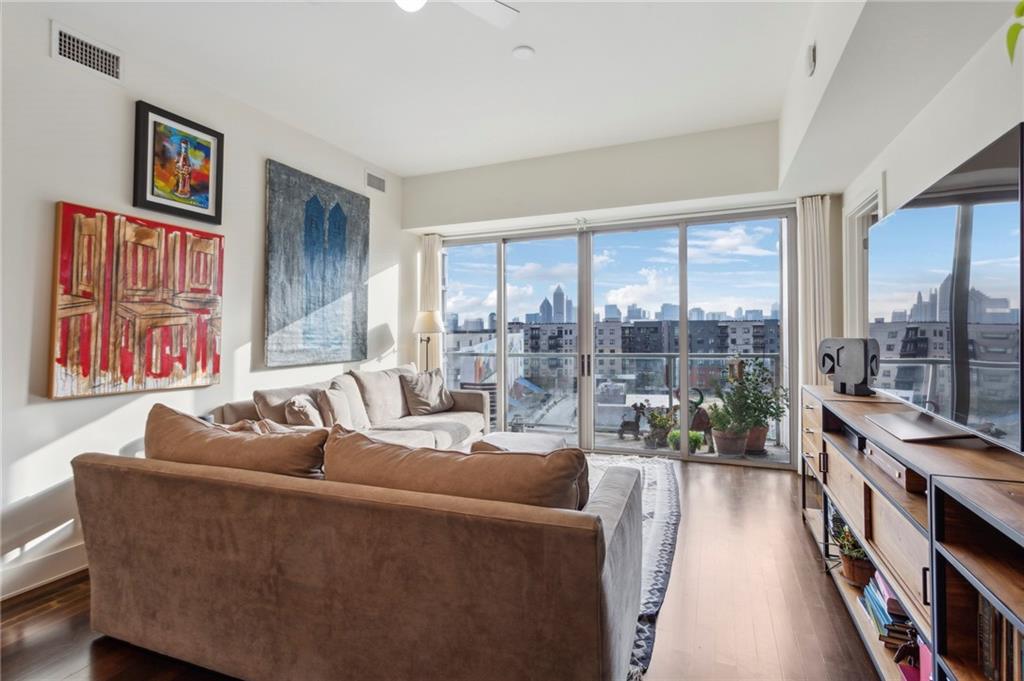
831,514 -> 875,587
687,430 -> 704,454
731,358 -> 790,453
667,429 -> 681,451
708,403 -> 749,456
644,405 -> 675,449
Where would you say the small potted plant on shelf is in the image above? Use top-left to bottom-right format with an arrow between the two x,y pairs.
732,358 -> 790,454
688,430 -> 704,454
831,514 -> 875,587
644,405 -> 676,449
667,429 -> 681,451
707,402 -> 750,456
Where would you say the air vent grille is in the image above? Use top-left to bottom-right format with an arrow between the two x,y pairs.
366,172 -> 386,193
52,24 -> 121,81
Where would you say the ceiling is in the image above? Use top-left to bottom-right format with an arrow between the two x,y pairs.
46,1 -> 812,177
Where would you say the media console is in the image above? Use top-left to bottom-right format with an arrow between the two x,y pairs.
800,384 -> 1024,681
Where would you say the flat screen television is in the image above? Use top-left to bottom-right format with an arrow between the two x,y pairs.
867,124 -> 1022,453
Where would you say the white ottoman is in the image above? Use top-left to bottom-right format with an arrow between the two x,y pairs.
473,431 -> 569,453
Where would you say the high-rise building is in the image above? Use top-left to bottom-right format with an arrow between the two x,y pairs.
626,303 -> 645,321
565,298 -> 575,323
464,318 -> 484,331
744,309 -> 764,321
706,311 -> 727,321
604,304 -> 621,321
659,303 -> 680,321
687,307 -> 704,321
733,307 -> 744,320
769,302 -> 779,319
553,285 -> 565,323
540,297 -> 553,323
891,310 -> 907,322
445,312 -> 459,332
488,312 -> 497,330
525,312 -> 541,324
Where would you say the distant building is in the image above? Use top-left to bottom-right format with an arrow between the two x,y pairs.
525,312 -> 541,324
706,311 -> 727,321
733,307 -> 744,320
744,309 -> 764,321
565,298 -> 575,323
626,303 -> 646,321
769,302 -> 779,319
687,307 -> 704,321
464,318 -> 484,331
445,312 -> 459,332
487,312 -> 497,331
891,310 -> 907,322
553,285 -> 565,323
540,297 -> 553,323
604,304 -> 622,321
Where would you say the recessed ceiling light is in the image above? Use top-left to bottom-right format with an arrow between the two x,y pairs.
395,0 -> 427,13
512,45 -> 535,60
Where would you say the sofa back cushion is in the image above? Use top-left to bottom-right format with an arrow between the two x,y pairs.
145,404 -> 327,479
252,378 -> 337,424
315,374 -> 371,431
399,369 -> 454,416
323,429 -> 589,510
351,364 -> 416,425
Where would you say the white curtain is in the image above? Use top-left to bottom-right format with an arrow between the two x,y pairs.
419,234 -> 443,371
797,195 -> 835,387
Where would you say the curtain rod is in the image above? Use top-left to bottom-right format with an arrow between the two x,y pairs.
437,200 -> 797,244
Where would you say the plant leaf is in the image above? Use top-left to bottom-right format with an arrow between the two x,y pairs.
1009,22 -> 1023,62
1016,0 -> 1024,18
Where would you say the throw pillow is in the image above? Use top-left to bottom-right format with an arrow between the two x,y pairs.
284,393 -> 324,427
323,429 -> 589,510
314,375 -> 371,431
399,369 -> 454,416
145,404 -> 327,479
351,364 -> 417,425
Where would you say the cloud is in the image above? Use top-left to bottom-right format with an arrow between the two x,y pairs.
507,261 -> 577,280
605,268 -> 678,314
687,224 -> 777,264
593,250 -> 614,269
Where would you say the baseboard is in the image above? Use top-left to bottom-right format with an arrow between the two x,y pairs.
1,542 -> 87,600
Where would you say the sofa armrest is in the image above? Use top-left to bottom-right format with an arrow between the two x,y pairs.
449,389 -> 490,433
584,467 -> 643,681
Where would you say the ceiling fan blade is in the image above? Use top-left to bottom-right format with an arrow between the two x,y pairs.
451,0 -> 519,29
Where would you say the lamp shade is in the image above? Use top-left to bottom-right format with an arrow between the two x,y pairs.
413,310 -> 444,335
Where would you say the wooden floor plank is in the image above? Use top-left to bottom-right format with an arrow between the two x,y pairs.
0,463 -> 876,680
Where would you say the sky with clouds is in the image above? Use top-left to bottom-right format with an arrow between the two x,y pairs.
867,201 -> 1019,322
443,219 -> 783,324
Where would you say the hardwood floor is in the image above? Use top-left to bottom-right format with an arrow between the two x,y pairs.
1,463 -> 875,681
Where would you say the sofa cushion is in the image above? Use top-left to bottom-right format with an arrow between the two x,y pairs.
252,378 -> 337,423
361,428 -> 436,448
285,394 -> 324,427
225,419 -> 294,434
351,364 -> 416,425
315,374 -> 371,432
375,411 -> 485,450
145,404 -> 327,479
323,429 -> 589,509
399,369 -> 454,416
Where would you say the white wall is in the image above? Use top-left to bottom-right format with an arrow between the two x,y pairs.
402,121 -> 780,230
844,21 -> 1024,215
0,4 -> 419,597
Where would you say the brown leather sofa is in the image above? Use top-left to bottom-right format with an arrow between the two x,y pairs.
72,452 -> 643,681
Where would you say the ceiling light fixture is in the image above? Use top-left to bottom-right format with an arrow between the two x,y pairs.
511,45 -> 535,60
395,0 -> 427,13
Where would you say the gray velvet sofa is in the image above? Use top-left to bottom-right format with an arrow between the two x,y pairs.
211,364 -> 489,450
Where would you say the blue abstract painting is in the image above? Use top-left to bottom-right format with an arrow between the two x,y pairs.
265,160 -> 369,366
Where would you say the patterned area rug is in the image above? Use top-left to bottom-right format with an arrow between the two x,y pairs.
588,455 -> 681,680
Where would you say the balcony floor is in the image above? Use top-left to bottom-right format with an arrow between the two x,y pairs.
592,432 -> 790,465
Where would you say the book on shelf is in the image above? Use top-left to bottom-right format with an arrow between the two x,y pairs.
873,571 -> 908,618
977,593 -> 1023,681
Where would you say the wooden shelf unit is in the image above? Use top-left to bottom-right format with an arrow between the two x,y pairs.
798,385 -> 1024,681
932,477 -> 1024,681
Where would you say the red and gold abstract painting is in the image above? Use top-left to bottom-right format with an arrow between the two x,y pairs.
49,202 -> 224,399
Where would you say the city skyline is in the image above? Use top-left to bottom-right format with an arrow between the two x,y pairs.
443,219 -> 783,327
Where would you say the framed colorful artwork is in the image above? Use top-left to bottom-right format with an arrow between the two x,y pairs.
49,201 -> 224,399
133,101 -> 224,224
264,160 -> 369,367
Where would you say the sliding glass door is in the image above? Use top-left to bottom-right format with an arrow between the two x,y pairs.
440,209 -> 795,466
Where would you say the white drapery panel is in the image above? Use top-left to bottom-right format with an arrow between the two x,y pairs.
419,234 -> 443,371
797,195 -> 834,387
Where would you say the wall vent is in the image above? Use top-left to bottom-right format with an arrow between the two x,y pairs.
51,22 -> 122,82
366,171 -> 386,193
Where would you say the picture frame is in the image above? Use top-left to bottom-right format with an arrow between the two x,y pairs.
133,100 -> 224,225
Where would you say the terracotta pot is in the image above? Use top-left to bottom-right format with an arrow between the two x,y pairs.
840,554 -> 875,588
711,429 -> 749,457
745,425 -> 769,453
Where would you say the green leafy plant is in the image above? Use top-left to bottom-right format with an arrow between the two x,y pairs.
667,429 -> 681,450
1008,1 -> 1024,62
646,406 -> 676,432
688,430 -> 704,452
732,358 -> 790,428
830,512 -> 868,559
707,402 -> 745,434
